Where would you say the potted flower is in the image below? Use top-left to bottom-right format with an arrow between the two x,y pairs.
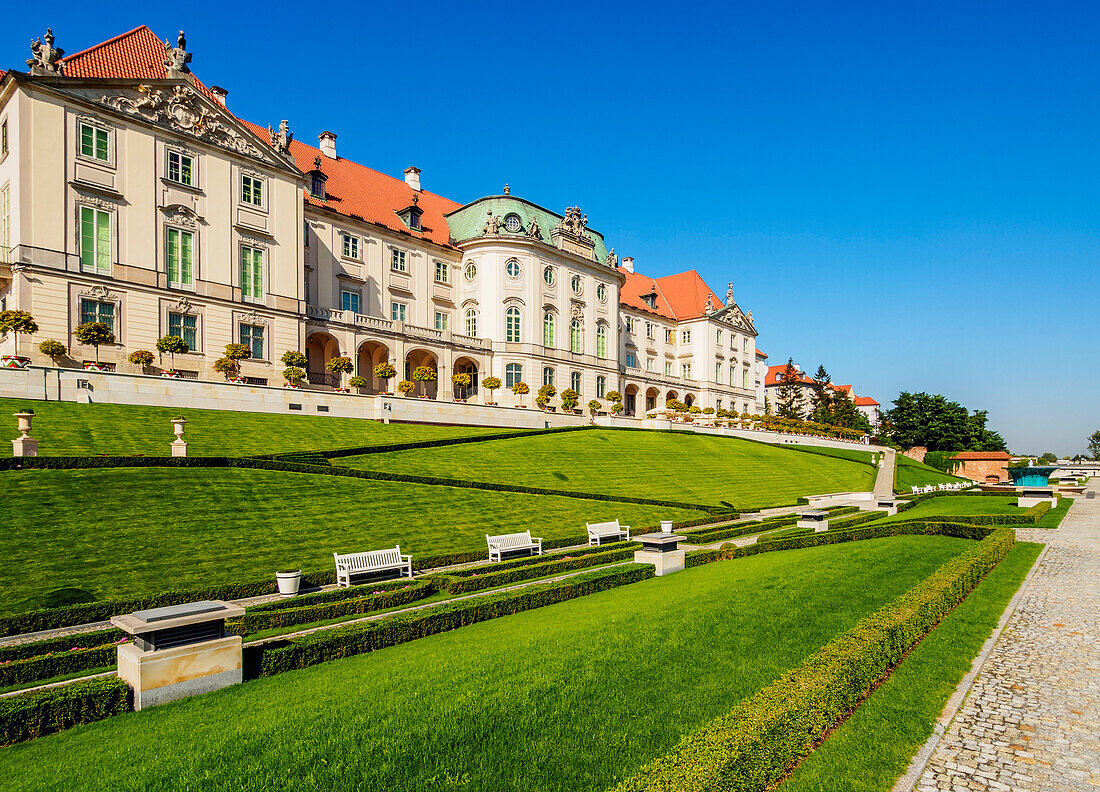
73,321 -> 115,371
128,349 -> 155,373
588,399 -> 602,416
326,356 -> 354,393
155,334 -> 189,377
412,365 -> 437,398
38,339 -> 66,367
397,379 -> 415,396
276,569 -> 301,597
611,401 -> 625,415
283,366 -> 306,389
373,362 -> 397,394
510,380 -> 529,407
348,375 -> 368,393
606,390 -> 622,405
218,343 -> 252,384
482,376 -> 501,405
452,372 -> 471,402
536,383 -> 557,412
560,388 -> 580,414
0,310 -> 38,369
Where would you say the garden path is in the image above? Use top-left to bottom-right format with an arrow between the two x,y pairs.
915,487 -> 1100,791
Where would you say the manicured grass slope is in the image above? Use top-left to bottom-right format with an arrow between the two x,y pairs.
779,541 -> 1043,792
0,398 -> 501,456
0,468 -> 699,611
0,536 -> 970,792
339,430 -> 876,508
894,455 -> 970,492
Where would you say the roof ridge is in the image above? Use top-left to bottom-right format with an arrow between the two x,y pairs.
60,24 -> 153,65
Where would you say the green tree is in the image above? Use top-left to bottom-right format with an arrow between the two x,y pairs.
885,392 -> 1006,452
1088,429 -> 1100,460
326,356 -> 354,389
483,376 -> 501,403
73,322 -> 115,363
775,358 -> 805,420
0,310 -> 39,356
809,365 -> 833,423
155,334 -> 189,370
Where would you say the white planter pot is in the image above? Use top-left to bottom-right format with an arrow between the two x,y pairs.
14,412 -> 34,436
276,570 -> 301,597
660,521 -> 674,534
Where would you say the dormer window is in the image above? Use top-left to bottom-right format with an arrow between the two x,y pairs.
408,209 -> 422,230
398,195 -> 424,231
308,156 -> 327,200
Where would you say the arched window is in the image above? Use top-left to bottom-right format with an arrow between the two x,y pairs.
596,324 -> 607,359
505,258 -> 521,279
505,363 -> 523,388
570,319 -> 583,353
506,306 -> 522,343
465,308 -> 478,337
571,275 -> 582,295
543,367 -> 555,386
543,266 -> 555,286
543,311 -> 556,348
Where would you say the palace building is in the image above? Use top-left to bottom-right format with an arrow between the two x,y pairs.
0,26 -> 763,412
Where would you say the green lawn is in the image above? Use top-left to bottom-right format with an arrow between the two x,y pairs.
0,398 -> 503,456
338,430 -> 876,508
880,495 -> 1027,523
780,541 -> 1043,792
895,455 -> 970,493
0,535 -> 971,792
1034,497 -> 1073,528
790,444 -> 875,465
0,468 -> 701,611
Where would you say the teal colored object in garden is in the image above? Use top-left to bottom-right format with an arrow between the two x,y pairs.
1006,467 -> 1057,487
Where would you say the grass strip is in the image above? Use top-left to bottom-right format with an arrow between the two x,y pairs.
778,541 -> 1043,792
613,528 -> 1015,791
432,545 -> 638,594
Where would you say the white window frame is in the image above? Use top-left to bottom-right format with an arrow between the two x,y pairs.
435,261 -> 449,283
505,363 -> 523,388
167,311 -> 197,351
391,248 -> 407,272
166,148 -> 195,187
571,371 -> 582,393
342,233 -> 361,260
464,307 -> 478,337
79,204 -> 113,274
166,225 -> 196,290
506,306 -> 522,343
241,174 -> 265,208
434,311 -> 449,331
77,120 -> 112,165
571,275 -> 583,295
505,258 -> 522,279
464,261 -> 477,281
391,301 -> 408,322
240,244 -> 264,303
543,266 -> 555,286
596,376 -> 606,399
596,284 -> 607,303
341,290 -> 361,314
239,323 -> 265,360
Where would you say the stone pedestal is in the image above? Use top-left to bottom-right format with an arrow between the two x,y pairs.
117,635 -> 242,710
634,532 -> 686,576
1018,489 -> 1057,509
171,439 -> 188,457
797,510 -> 830,531
12,436 -> 38,457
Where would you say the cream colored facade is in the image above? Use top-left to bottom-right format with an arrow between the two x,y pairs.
0,30 -> 765,411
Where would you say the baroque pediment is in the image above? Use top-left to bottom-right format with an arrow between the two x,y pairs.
710,304 -> 756,335
59,81 -> 297,172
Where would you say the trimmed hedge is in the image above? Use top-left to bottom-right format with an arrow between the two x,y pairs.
680,515 -> 799,545
0,643 -> 121,688
433,545 -> 637,594
227,580 -> 435,635
0,629 -> 123,663
827,511 -> 888,531
0,454 -> 724,514
448,541 -> 634,577
891,498 -> 1053,526
0,677 -> 130,746
256,564 -> 654,677
318,425 -> 590,459
614,527 -> 1015,791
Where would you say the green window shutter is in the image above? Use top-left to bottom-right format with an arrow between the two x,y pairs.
80,206 -> 95,270
95,210 -> 110,270
95,129 -> 108,162
180,230 -> 193,285
252,249 -> 263,297
167,228 -> 179,284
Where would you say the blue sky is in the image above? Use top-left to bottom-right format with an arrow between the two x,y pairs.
5,1 -> 1098,454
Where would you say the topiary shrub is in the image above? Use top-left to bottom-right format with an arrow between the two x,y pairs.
611,402 -> 625,414
560,388 -> 580,411
703,407 -> 715,415
155,334 -> 189,369
373,362 -> 397,391
398,379 -> 415,395
452,372 -> 471,400
38,339 -> 66,364
0,310 -> 38,355
127,350 -> 154,368
606,390 -> 622,403
282,366 -> 306,386
689,405 -> 702,414
73,322 -> 115,363
348,375 -> 368,389
281,350 -> 307,368
412,365 -> 437,397
588,399 -> 602,414
483,376 -> 502,404
326,356 -> 354,390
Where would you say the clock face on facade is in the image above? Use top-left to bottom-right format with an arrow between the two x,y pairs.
504,214 -> 522,233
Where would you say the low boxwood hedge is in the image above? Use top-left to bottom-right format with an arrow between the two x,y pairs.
826,511 -> 888,530
255,564 -> 654,677
0,643 -> 122,689
448,541 -> 634,577
0,628 -> 124,663
614,526 -> 1015,791
228,580 -> 435,635
433,545 -> 637,594
0,676 -> 130,746
680,515 -> 799,545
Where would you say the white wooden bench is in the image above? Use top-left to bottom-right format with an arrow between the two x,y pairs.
333,546 -> 413,587
486,531 -> 543,562
586,520 -> 631,545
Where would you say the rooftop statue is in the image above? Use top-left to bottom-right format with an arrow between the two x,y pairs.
482,210 -> 501,235
164,30 -> 192,78
525,214 -> 542,240
606,248 -> 617,267
27,28 -> 64,75
269,120 -> 293,154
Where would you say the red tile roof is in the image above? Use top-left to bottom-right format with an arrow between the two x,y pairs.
241,121 -> 460,248
951,451 -> 1011,461
765,364 -> 812,387
618,267 -> 728,321
854,395 -> 880,406
755,348 -> 768,358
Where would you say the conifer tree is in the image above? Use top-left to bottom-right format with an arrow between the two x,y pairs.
809,364 -> 833,423
775,358 -> 805,419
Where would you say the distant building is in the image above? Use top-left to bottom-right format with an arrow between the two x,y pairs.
950,451 -> 1012,483
763,362 -> 879,423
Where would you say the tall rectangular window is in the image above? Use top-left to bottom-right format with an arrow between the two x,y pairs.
715,362 -> 722,383
342,234 -> 359,259
646,322 -> 654,340
391,249 -> 407,272
79,122 -> 109,162
682,362 -> 692,379
1,120 -> 7,158
168,312 -> 197,351
647,357 -> 655,372
505,363 -> 523,388
571,371 -> 582,393
167,150 -> 194,186
681,330 -> 691,344
435,261 -> 449,283
166,227 -> 194,288
391,302 -> 407,322
596,376 -> 606,398
743,368 -> 749,388
665,362 -> 673,376
665,328 -> 674,344
79,206 -> 111,272
240,245 -> 263,301
543,367 -> 555,386
80,299 -> 114,332
626,353 -> 637,368
341,290 -> 360,313
0,185 -> 9,255
240,324 -> 264,359
434,311 -> 449,331
730,364 -> 736,385
716,329 -> 723,345
241,175 -> 264,207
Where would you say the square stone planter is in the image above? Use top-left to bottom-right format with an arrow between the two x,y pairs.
83,362 -> 111,372
160,370 -> 183,378
1,356 -> 31,369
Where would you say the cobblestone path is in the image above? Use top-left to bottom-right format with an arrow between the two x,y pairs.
917,487 -> 1100,791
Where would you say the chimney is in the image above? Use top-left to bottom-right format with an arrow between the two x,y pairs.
404,167 -> 421,191
210,86 -> 229,107
318,131 -> 337,159
621,256 -> 634,273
